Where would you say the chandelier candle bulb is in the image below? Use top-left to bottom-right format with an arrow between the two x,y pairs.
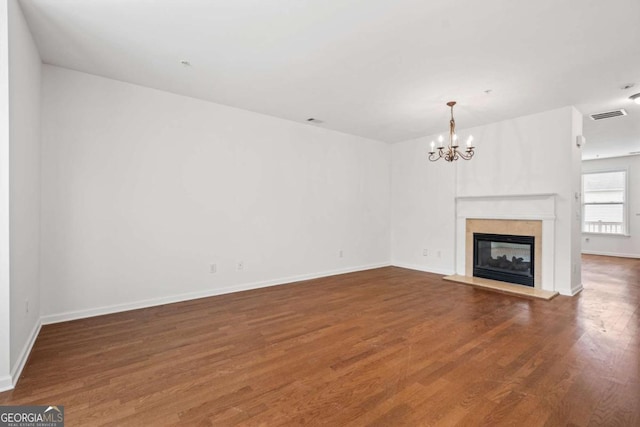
466,135 -> 474,149
438,135 -> 444,147
430,141 -> 435,153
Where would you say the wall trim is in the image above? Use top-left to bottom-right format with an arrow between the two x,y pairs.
570,283 -> 584,296
391,262 -> 455,276
581,250 -> 640,259
455,193 -> 558,201
10,318 -> 41,388
456,214 -> 556,221
0,375 -> 12,392
41,262 -> 390,325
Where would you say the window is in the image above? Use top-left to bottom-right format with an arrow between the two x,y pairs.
582,170 -> 627,235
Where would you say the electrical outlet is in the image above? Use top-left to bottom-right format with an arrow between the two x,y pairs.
210,264 -> 217,274
237,261 -> 244,271
423,249 -> 428,256
339,250 -> 343,258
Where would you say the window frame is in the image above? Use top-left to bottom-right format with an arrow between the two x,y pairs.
581,168 -> 629,236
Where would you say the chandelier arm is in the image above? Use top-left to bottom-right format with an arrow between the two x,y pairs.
456,148 -> 474,160
428,150 -> 443,161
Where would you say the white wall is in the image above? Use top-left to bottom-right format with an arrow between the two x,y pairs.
391,107 -> 582,295
390,140 -> 455,274
40,65 -> 391,321
582,155 -> 640,258
7,0 -> 41,378
0,0 -> 12,391
458,107 -> 583,295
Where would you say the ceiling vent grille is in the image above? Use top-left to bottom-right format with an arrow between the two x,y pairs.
589,109 -> 628,120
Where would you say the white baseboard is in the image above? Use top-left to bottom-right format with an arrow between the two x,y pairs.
0,375 -> 12,392
10,319 -> 42,388
41,262 -> 390,325
570,283 -> 584,296
581,250 -> 640,259
391,262 -> 455,276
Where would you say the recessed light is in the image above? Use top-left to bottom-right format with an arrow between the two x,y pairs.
306,118 -> 323,124
629,93 -> 640,104
180,60 -> 191,67
484,89 -> 492,94
621,83 -> 635,90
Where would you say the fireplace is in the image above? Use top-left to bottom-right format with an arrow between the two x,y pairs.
473,233 -> 535,287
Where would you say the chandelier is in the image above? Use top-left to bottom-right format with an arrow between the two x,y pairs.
428,101 -> 475,162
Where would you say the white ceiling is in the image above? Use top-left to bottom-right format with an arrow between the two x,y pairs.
18,0 -> 640,155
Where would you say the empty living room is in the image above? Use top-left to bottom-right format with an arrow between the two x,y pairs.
1,0 -> 639,425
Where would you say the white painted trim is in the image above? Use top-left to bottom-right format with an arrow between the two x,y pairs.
391,262 -> 455,276
456,214 -> 556,220
582,233 -> 631,238
570,283 -> 584,296
10,318 -> 41,388
582,152 -> 640,161
581,250 -> 640,259
455,193 -> 558,200
0,375 -> 11,392
41,262 -> 390,325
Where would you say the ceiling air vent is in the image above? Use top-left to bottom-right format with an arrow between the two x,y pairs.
589,109 -> 628,120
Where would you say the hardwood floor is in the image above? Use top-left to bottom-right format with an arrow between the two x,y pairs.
1,255 -> 638,426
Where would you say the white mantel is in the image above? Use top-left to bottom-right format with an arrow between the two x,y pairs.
455,193 -> 557,293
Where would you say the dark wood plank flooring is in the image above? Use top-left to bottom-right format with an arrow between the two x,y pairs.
1,255 -> 638,426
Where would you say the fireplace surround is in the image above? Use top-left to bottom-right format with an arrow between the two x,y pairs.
455,194 -> 559,293
464,218 -> 543,289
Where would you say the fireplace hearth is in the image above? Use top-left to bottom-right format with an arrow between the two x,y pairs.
473,233 -> 534,287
